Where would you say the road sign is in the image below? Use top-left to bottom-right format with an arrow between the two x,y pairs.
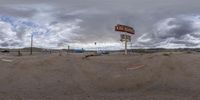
115,24 -> 135,34
120,34 -> 131,42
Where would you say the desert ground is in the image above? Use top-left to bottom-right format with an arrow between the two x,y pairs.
0,51 -> 200,100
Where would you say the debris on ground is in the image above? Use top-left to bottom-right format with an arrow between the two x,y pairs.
126,65 -> 145,70
1,59 -> 13,62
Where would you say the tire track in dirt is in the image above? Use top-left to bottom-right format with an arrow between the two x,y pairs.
67,57 -> 98,95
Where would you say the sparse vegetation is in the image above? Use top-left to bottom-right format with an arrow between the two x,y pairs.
0,51 -> 200,99
163,53 -> 171,56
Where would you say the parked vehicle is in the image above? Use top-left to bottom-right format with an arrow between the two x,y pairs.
1,50 -> 10,53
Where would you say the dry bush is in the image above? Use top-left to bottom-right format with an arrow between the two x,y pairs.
163,53 -> 171,56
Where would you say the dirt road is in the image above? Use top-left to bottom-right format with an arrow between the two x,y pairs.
0,52 -> 200,100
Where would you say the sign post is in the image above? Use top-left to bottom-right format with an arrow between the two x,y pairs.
115,24 -> 135,55
125,33 -> 128,55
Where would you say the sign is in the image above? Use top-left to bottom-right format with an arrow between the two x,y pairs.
115,24 -> 135,34
114,24 -> 135,55
120,34 -> 131,42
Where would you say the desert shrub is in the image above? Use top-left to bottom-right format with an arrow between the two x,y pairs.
186,51 -> 192,54
163,53 -> 170,56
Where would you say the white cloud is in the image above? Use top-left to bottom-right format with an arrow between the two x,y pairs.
134,15 -> 200,48
0,16 -> 82,48
1,2 -> 200,49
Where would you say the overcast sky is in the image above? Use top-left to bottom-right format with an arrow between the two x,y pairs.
0,0 -> 200,49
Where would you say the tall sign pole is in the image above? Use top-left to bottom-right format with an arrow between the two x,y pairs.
124,33 -> 128,55
30,34 -> 33,55
115,24 -> 135,55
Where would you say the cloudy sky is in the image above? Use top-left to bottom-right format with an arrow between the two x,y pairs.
0,0 -> 200,49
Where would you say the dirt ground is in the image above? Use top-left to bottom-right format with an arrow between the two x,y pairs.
0,52 -> 200,100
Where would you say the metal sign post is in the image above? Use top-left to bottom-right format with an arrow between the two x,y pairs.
115,24 -> 135,55
124,33 -> 128,55
120,34 -> 131,55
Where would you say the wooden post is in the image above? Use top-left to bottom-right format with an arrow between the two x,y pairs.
18,49 -> 22,56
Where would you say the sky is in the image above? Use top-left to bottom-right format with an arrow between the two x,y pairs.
0,0 -> 200,49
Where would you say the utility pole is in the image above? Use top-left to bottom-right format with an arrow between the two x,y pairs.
30,34 -> 33,55
67,45 -> 70,54
94,42 -> 97,54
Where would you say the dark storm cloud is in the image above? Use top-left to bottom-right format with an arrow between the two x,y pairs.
158,18 -> 196,39
0,42 -> 9,47
0,41 -> 22,47
135,16 -> 200,48
0,0 -> 200,48
0,6 -> 37,18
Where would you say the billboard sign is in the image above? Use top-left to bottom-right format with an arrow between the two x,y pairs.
115,24 -> 135,34
120,34 -> 131,42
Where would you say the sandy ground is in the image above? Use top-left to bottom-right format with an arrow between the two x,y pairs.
0,52 -> 200,100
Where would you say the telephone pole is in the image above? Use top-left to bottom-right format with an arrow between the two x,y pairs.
30,34 -> 33,55
94,42 -> 97,53
67,45 -> 70,54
